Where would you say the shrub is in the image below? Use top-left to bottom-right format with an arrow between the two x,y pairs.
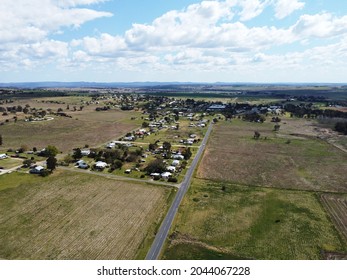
168,177 -> 178,183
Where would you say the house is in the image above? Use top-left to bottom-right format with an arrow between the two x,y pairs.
123,136 -> 135,141
78,162 -> 89,169
29,166 -> 44,174
167,166 -> 176,172
161,172 -> 172,179
95,161 -> 107,170
172,160 -> 180,166
207,104 -> 226,111
106,142 -> 115,149
150,173 -> 161,179
81,149 -> 90,156
0,154 -> 8,160
173,154 -> 184,160
76,160 -> 88,169
125,169 -> 132,174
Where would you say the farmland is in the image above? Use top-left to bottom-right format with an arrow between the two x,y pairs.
0,170 -> 173,259
163,179 -> 346,260
197,119 -> 347,192
320,194 -> 347,242
0,95 -> 142,153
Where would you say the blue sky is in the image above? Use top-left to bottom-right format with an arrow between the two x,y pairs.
1,0 -> 347,83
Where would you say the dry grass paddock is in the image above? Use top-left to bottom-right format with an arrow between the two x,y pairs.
197,120 -> 347,192
0,170 -> 171,259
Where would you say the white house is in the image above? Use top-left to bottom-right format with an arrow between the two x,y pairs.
167,166 -> 176,172
123,136 -> 135,141
106,142 -> 115,149
29,165 -> 44,174
0,154 -> 8,160
172,160 -> 180,166
150,173 -> 161,178
161,172 -> 172,179
173,154 -> 184,160
95,161 -> 107,169
81,149 -> 90,156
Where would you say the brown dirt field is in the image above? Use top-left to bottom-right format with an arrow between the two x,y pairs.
0,170 -> 171,259
320,194 -> 347,242
0,110 -> 139,152
197,120 -> 347,192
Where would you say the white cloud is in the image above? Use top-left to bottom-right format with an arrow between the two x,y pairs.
81,34 -> 127,56
273,0 -> 305,19
56,0 -> 108,8
293,13 -> 347,38
237,0 -> 269,21
0,0 -> 112,44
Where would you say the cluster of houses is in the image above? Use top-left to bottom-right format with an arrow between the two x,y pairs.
179,134 -> 199,145
150,158 -> 182,180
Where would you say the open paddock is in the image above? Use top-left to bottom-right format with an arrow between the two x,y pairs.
0,110 -> 140,152
163,179 -> 345,260
197,120 -> 347,192
0,170 -> 172,259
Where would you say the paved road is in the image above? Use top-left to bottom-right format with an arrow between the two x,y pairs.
146,122 -> 213,260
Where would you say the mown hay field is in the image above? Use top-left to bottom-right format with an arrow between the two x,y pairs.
197,120 -> 347,192
163,179 -> 345,260
320,194 -> 347,242
0,170 -> 172,259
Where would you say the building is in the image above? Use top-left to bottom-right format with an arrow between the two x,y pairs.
0,154 -> 8,160
29,166 -> 44,174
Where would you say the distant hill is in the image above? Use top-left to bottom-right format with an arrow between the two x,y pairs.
0,81 -> 346,89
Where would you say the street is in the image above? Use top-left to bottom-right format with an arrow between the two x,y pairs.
145,122 -> 213,260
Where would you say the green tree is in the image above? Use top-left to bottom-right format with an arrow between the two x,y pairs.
145,159 -> 166,174
73,148 -> 82,160
149,143 -> 158,151
44,145 -> 59,157
183,147 -> 192,160
162,141 -> 171,152
46,156 -> 57,171
112,160 -> 123,169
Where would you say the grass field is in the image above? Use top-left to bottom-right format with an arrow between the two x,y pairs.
197,119 -> 347,192
0,109 -> 140,152
163,179 -> 346,260
0,170 -> 173,259
0,158 -> 22,169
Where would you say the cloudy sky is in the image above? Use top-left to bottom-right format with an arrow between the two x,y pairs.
1,0 -> 347,83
